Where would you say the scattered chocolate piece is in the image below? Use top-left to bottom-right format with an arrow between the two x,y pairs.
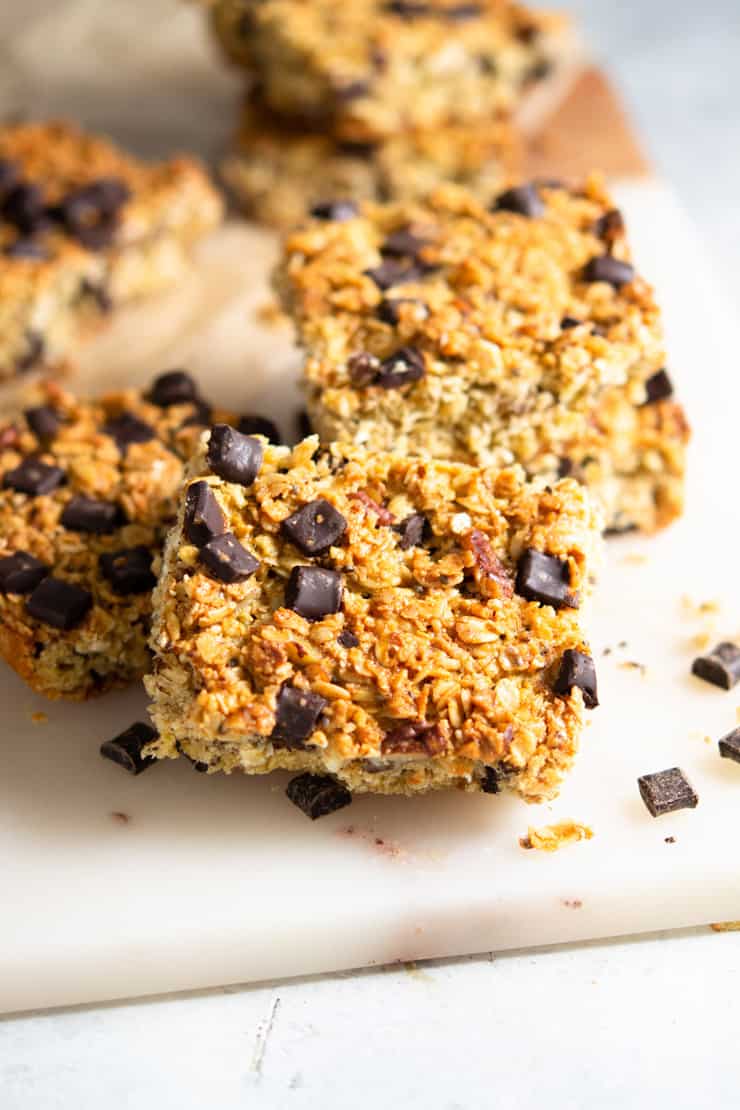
198,533 -> 259,584
582,255 -> 635,288
0,550 -> 49,594
102,412 -> 156,450
183,481 -> 226,547
271,684 -> 327,748
3,458 -> 66,496
382,720 -> 445,755
692,642 -> 740,690
395,512 -> 428,550
557,458 -> 574,477
148,369 -> 198,407
26,576 -> 92,629
100,722 -> 157,775
381,228 -> 428,257
336,78 -> 372,101
493,183 -> 544,219
285,772 -> 352,820
310,199 -> 358,221
286,566 -> 343,621
348,351 -> 380,387
281,499 -> 347,556
100,546 -> 156,595
560,316 -> 581,330
637,767 -> 698,818
553,649 -> 599,708
61,495 -> 121,534
593,208 -> 625,245
25,405 -> 61,442
207,424 -> 264,486
718,728 -> 740,765
642,369 -> 674,405
237,414 -> 281,442
4,237 -> 48,260
364,259 -> 421,290
338,629 -> 359,648
3,183 -> 46,234
57,178 -> 130,250
480,766 -> 501,794
516,548 -> 578,609
377,346 -> 425,388
664,836 -> 676,844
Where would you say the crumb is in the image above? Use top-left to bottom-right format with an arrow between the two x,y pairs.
681,596 -> 721,618
704,735 -> 712,745
619,660 -> 647,677
710,921 -> 740,933
602,646 -> 612,657
664,836 -> 676,844
30,711 -> 48,724
519,821 -> 594,852
255,300 -> 286,327
562,898 -> 583,908
617,640 -> 628,649
110,811 -> 130,825
691,631 -> 712,651
621,554 -> 647,566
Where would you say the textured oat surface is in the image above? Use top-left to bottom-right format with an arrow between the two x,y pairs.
147,433 -> 601,800
277,178 -> 688,533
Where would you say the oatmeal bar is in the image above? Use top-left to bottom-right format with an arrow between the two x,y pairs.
277,178 -> 689,533
222,97 -> 519,230
207,0 -> 568,143
0,121 -> 223,381
0,372 -> 236,700
145,430 -> 601,801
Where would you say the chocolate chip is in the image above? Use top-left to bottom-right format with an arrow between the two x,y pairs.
338,629 -> 359,648
480,766 -> 501,794
637,768 -> 698,818
100,722 -> 157,775
282,499 -> 347,556
26,576 -> 92,630
0,551 -> 49,594
381,228 -> 428,257
594,207 -> 625,245
58,179 -> 130,250
348,351 -> 380,386
557,458 -> 574,477
516,19 -> 541,42
691,642 -> 740,690
719,727 -> 740,765
148,369 -> 198,407
553,649 -> 598,708
285,772 -> 352,820
102,412 -> 156,450
310,199 -> 358,221
16,330 -> 44,373
493,184 -> 544,219
364,259 -> 421,290
2,183 -> 46,234
0,158 -> 20,199
198,532 -> 259,584
237,414 -> 281,442
286,566 -> 343,621
183,481 -> 226,547
395,512 -> 429,550
515,548 -> 578,609
582,255 -> 635,288
377,346 -> 425,389
336,79 -> 372,101
561,315 -> 581,330
25,405 -> 61,442
207,424 -> 264,486
100,546 -> 156,595
642,369 -> 674,405
61,495 -> 121,534
3,458 -> 66,496
382,720 -> 445,755
271,684 -> 327,748
4,237 -> 48,260
80,278 -> 113,313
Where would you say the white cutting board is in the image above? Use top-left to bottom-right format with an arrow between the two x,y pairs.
2,182 -> 740,1015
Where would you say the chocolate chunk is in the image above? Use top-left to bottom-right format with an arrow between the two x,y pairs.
3,458 -> 66,496
3,183 -> 46,234
348,351 -> 380,386
271,685 -> 327,748
515,548 -> 578,609
493,184 -> 544,219
102,412 -> 156,450
561,315 -> 582,330
237,414 -> 281,443
184,481 -> 226,547
395,512 -> 429,550
58,179 -> 130,250
148,369 -> 198,407
0,551 -> 49,594
691,642 -> 740,690
718,727 -> 740,765
381,228 -> 428,257
26,576 -> 92,630
516,19 -> 541,42
281,499 -> 347,556
642,369 -> 674,405
207,424 -> 264,486
100,546 -> 156,595
377,296 -> 427,326
80,278 -> 113,313
61,495 -> 121,534
364,259 -> 421,290
480,766 -> 501,794
100,722 -> 157,776
16,330 -> 44,373
198,532 -> 259,584
285,773 -> 352,820
637,768 -> 698,818
553,649 -> 598,708
5,237 -> 48,260
25,405 -> 61,442
582,255 -> 635,288
557,458 -> 574,477
377,346 -> 425,388
382,720 -> 445,755
310,199 -> 358,221
0,158 -> 20,198
338,629 -> 359,648
286,566 -> 343,621
336,79 -> 372,100
594,207 -> 625,245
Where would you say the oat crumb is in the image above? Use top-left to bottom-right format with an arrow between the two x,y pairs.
255,300 -> 286,327
619,660 -> 647,677
710,921 -> 740,933
621,554 -> 647,566
519,821 -> 594,852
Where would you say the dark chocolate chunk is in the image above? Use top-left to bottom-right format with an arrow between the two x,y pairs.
480,766 -> 501,794
348,351 -> 380,386
207,424 -> 264,486
493,183 -> 544,219
26,576 -> 92,630
25,405 -> 61,442
381,228 -> 428,257
0,550 -> 49,594
100,722 -> 157,776
285,772 -> 352,820
4,237 -> 48,260
377,346 -> 425,388
560,315 -> 582,330
16,330 -> 45,373
382,719 -> 445,755
57,178 -> 130,250
310,199 -> 358,221
271,684 -> 327,748
100,546 -> 156,595
515,548 -> 578,609
338,629 -> 359,648
286,566 -> 343,621
281,499 -> 347,556
395,512 -> 428,550
0,158 -> 20,198
642,369 -> 674,405
3,183 -> 46,234
61,495 -> 121,534
3,458 -> 66,496
718,727 -> 740,765
198,532 -> 259,584
237,414 -> 281,443
557,457 -> 574,477
336,79 -> 372,100
582,255 -> 635,288
364,259 -> 421,290
691,642 -> 740,690
594,207 -> 625,244
102,412 -> 156,450
148,369 -> 198,407
637,768 -> 698,818
183,481 -> 226,547
553,649 -> 599,708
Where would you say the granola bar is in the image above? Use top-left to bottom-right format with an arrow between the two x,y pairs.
0,373 -> 235,700
145,430 -> 602,801
0,121 -> 223,381
277,177 -> 689,533
207,0 -> 568,143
